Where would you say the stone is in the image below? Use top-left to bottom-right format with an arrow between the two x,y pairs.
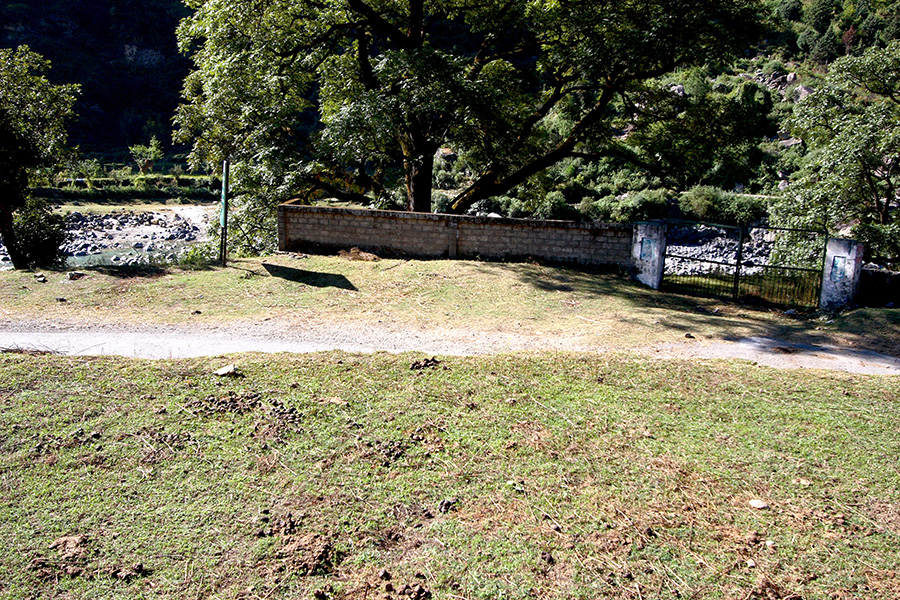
796,85 -> 814,100
749,499 -> 769,509
214,364 -> 238,377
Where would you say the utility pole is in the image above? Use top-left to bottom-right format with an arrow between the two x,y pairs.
218,159 -> 229,267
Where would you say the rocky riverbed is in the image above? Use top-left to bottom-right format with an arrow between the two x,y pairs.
664,224 -> 778,276
0,205 -> 213,269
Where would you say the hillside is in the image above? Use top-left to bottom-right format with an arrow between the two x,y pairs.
0,0 -> 190,152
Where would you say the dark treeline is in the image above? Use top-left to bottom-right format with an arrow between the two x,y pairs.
0,0 -> 190,153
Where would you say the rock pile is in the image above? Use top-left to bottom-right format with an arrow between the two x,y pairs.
0,208 -> 207,268
664,225 -> 776,276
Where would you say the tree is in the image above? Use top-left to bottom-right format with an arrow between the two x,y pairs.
618,73 -> 775,191
130,135 -> 165,173
777,41 -> 900,265
175,0 -> 765,236
0,46 -> 79,269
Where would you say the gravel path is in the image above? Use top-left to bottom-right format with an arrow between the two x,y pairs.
1,319 -> 898,375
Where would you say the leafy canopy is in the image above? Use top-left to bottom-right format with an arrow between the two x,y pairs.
0,46 -> 79,269
779,40 -> 900,265
175,0 -> 765,251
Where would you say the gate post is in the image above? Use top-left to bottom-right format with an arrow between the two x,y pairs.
819,238 -> 864,311
631,221 -> 667,290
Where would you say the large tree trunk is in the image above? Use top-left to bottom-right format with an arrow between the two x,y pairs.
0,201 -> 26,269
403,133 -> 437,213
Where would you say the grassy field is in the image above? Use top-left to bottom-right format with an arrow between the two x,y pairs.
1,351 -> 898,599
2,255 -> 898,357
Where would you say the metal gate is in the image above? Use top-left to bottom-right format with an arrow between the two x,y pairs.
661,221 -> 827,308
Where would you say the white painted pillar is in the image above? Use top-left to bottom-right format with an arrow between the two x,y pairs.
819,238 -> 865,311
631,221 -> 667,290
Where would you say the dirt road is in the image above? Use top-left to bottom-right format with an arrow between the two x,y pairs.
1,319 -> 898,375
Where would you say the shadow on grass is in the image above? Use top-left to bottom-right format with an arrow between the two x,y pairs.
472,261 -> 900,358
82,264 -> 171,278
262,262 -> 357,290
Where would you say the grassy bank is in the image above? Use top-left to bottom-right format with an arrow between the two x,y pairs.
1,351 -> 898,599
1,255 -> 898,357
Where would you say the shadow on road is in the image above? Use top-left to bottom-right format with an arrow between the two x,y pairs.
262,262 -> 357,290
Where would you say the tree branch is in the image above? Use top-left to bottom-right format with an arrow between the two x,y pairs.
345,0 -> 413,49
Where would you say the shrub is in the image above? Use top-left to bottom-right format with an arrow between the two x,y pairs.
533,191 -> 579,220
12,198 -> 70,268
178,242 -> 218,267
433,168 -> 457,190
578,195 -> 615,222
777,0 -> 802,22
431,190 -> 454,214
679,186 -> 767,225
110,166 -> 133,184
853,221 -> 900,268
612,189 -> 670,222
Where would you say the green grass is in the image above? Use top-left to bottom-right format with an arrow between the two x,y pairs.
1,352 -> 898,599
2,255 -> 898,357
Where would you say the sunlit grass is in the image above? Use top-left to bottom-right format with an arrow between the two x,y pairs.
1,351 -> 898,599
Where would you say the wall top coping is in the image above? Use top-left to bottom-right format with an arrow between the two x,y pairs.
279,200 -> 633,231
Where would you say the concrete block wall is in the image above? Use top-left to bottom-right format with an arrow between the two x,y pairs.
278,202 -> 633,267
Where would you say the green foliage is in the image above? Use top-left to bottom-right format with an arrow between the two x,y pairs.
532,191 -> 579,221
0,46 -> 79,269
11,198 -> 70,269
777,0 -> 803,22
610,189 -> 671,222
804,0 -> 841,34
177,242 -> 217,267
622,73 -> 775,191
578,189 -> 671,223
776,41 -> 900,266
176,0 -> 766,222
679,186 -> 768,225
109,165 -> 134,184
129,136 -> 165,174
0,47 -> 79,174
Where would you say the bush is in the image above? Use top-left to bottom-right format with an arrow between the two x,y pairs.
467,196 -> 508,216
577,196 -> 614,221
576,190 -> 672,223
612,189 -> 670,222
533,191 -> 579,220
178,242 -> 218,267
433,168 -> 457,190
854,221 -> 900,268
431,190 -> 454,214
12,198 -> 70,268
679,186 -> 767,225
